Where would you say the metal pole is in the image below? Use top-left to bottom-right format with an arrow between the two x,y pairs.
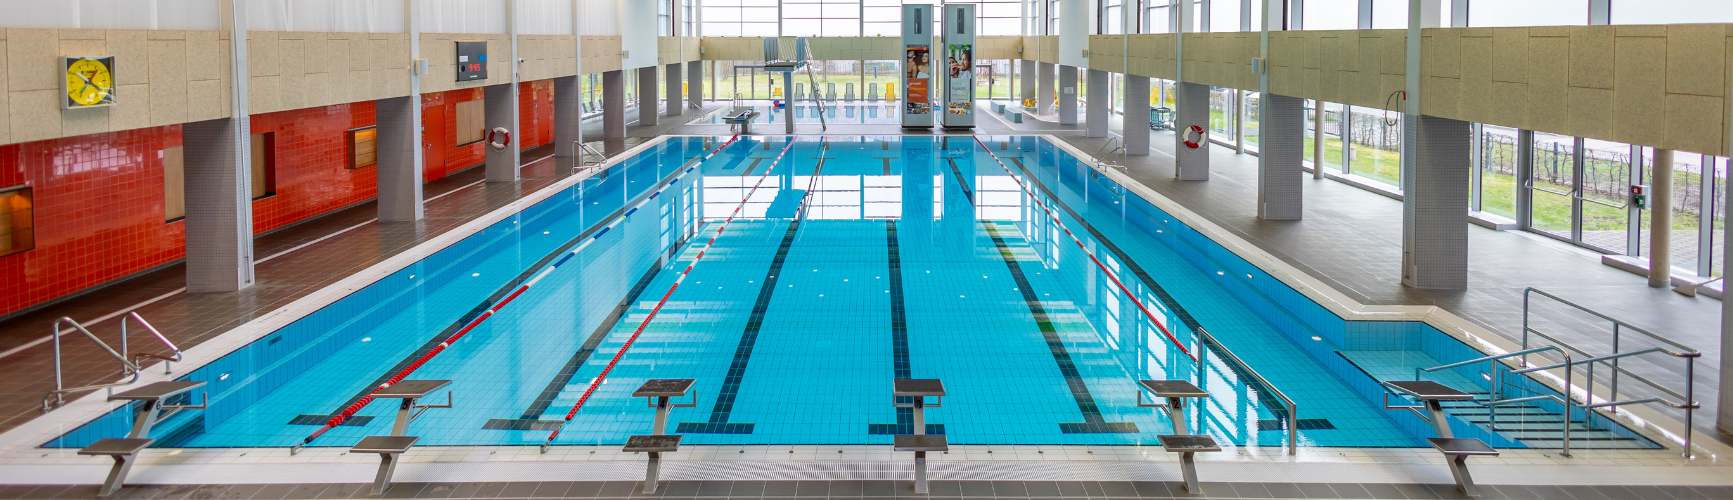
1562,359 -> 1573,457
1685,356 -> 1695,458
1611,324 -> 1620,413
1313,101 -> 1324,179
1652,149 -> 1675,288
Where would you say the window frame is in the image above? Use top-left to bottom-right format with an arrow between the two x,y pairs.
0,185 -> 34,258
454,98 -> 487,148
347,125 -> 379,170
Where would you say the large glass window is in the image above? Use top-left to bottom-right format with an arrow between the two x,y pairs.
1579,139 -> 1635,254
1613,0 -> 1733,24
1347,105 -> 1400,188
1469,0 -> 1588,27
1208,86 -> 1235,146
1528,132 -> 1576,240
1242,91 -> 1260,153
1145,0 -> 1169,33
1302,101 -> 1347,173
1208,0 -> 1239,32
1301,0 -> 1358,30
783,0 -> 861,36
1476,125 -> 1520,220
1369,0 -> 1407,29
701,0 -> 777,37
1103,0 -> 1123,34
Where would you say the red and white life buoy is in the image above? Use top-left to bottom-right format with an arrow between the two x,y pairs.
1182,125 -> 1206,149
487,127 -> 512,151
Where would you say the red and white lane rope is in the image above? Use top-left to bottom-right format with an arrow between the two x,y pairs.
542,137 -> 800,448
292,135 -> 741,452
971,136 -> 1195,361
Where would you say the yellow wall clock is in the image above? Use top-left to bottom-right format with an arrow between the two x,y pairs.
63,56 -> 116,109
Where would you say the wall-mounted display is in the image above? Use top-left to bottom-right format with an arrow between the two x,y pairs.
63,56 -> 116,109
456,41 -> 488,82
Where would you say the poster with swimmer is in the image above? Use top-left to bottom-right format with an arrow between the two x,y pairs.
946,44 -> 972,116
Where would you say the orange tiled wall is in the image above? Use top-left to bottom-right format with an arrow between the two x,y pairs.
250,102 -> 380,233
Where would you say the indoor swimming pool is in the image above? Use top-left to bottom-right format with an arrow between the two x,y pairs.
45,136 -> 1657,452
689,102 -> 903,125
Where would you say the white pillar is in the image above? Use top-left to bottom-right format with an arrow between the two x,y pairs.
1259,94 -> 1304,220
688,60 -> 704,109
1649,149 -> 1674,288
1085,69 -> 1108,137
1037,62 -> 1056,113
1400,115 -> 1470,290
1124,76 -> 1150,156
1058,65 -> 1078,125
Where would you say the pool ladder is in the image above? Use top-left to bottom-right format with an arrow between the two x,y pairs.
43,312 -> 182,412
1091,135 -> 1126,172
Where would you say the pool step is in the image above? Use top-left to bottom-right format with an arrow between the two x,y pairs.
1432,394 -> 1656,450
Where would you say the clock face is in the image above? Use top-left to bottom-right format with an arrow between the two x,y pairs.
64,57 -> 116,108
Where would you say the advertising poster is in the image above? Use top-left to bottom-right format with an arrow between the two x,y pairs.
905,46 -> 930,115
946,44 -> 972,115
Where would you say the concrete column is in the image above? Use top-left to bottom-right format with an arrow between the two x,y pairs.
1173,81 -> 1210,180
1085,69 -> 1108,138
1124,76 -> 1150,156
1650,149 -> 1674,288
666,63 -> 683,117
1020,60 -> 1036,105
182,118 -> 256,292
638,66 -> 659,126
1258,94 -> 1303,220
554,75 -> 581,157
375,96 -> 423,221
1037,62 -> 1055,114
604,70 -> 625,139
1058,66 -> 1078,125
484,83 -> 519,182
1399,114 -> 1470,290
688,60 -> 704,109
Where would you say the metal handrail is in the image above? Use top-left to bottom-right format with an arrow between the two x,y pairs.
1091,136 -> 1125,169
44,318 -> 140,411
124,312 -> 181,374
1413,345 -> 1577,456
1521,287 -> 1700,457
572,142 -> 608,167
1196,327 -> 1297,454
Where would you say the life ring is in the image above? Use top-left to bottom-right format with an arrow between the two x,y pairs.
1182,125 -> 1206,149
487,127 -> 512,151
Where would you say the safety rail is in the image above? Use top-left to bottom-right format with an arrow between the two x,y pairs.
571,142 -> 609,168
1522,287 -> 1699,457
43,313 -> 182,412
1197,327 -> 1297,454
1091,136 -> 1125,171
1410,346 -> 1576,456
124,312 -> 181,374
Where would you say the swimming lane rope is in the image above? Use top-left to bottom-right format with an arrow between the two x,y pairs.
290,135 -> 741,454
971,136 -> 1195,361
540,136 -> 801,450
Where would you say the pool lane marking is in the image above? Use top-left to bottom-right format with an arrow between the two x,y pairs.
939,157 -> 1137,434
865,220 -> 943,435
678,138 -> 830,435
291,135 -> 741,451
543,136 -> 800,445
970,136 -> 1194,361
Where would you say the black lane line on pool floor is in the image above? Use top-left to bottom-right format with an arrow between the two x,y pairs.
942,155 -> 1137,434
292,149 -> 719,425
482,231 -> 696,431
866,221 -> 944,436
679,140 -> 827,435
1003,155 -> 1307,428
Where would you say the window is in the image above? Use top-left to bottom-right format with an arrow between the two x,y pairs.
1369,0 -> 1407,29
1476,125 -> 1520,220
455,99 -> 486,147
1208,0 -> 1239,31
1347,105 -> 1401,188
0,187 -> 33,257
701,0 -> 778,37
1612,0 -> 1733,24
1102,0 -> 1123,34
1048,0 -> 1060,34
1145,1 -> 1170,33
683,0 -> 696,35
163,146 -> 185,222
1301,0 -> 1358,30
252,132 -> 275,199
784,0 -> 862,36
348,126 -> 378,170
659,0 -> 674,36
1469,0 -> 1587,27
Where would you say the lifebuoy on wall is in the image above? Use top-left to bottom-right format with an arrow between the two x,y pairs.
487,127 -> 512,151
1182,125 -> 1206,149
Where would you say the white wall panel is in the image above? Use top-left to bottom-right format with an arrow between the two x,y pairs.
246,0 -> 403,32
0,0 -> 221,30
621,0 -> 656,68
582,0 -> 621,36
420,0 -> 510,33
516,0 -> 575,34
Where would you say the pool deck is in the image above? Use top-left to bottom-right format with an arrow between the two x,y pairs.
0,100 -> 1730,497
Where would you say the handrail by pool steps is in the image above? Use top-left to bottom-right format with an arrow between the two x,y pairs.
1410,346 -> 1576,456
1521,287 -> 1700,457
1196,327 -> 1298,455
43,312 -> 183,412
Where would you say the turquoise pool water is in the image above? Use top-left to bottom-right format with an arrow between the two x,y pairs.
49,136 -> 1654,451
689,103 -> 902,125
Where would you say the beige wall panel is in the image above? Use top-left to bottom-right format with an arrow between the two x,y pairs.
976,36 -> 1020,60
1667,24 -> 1726,97
1616,24 -> 1668,37
1613,36 -> 1667,147
1665,93 -> 1724,155
1491,28 -> 1527,84
1567,86 -> 1612,140
110,83 -> 149,131
699,37 -> 757,61
348,34 -> 371,72
185,79 -> 226,122
249,75 -> 280,114
108,31 -> 148,86
60,107 -> 108,137
248,32 -> 278,77
59,29 -> 103,41
328,37 -> 354,82
1425,29 -> 1459,79
0,39 -> 8,144
9,89 -> 60,143
8,29 -> 58,92
1456,34 -> 1492,123
305,71 -> 336,108
146,30 -> 184,41
1489,81 -> 1529,129
1303,67 -> 1321,98
1422,76 -> 1459,118
1526,35 -> 1570,134
1568,26 -> 1613,90
186,31 -> 223,82
147,39 -> 188,127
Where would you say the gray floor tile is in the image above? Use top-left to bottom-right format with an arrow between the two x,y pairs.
758,481 -> 797,497
794,481 -> 829,498
1128,482 -> 1173,498
1291,483 -> 1339,499
957,482 -> 994,497
497,483 -> 540,499
724,482 -> 764,498
1051,482 -> 1088,498
1258,483 -> 1304,499
1023,482 -> 1062,497
1228,483 -> 1274,499
382,483 -> 429,499
1321,484 -> 1370,500
531,482 -> 577,499
1097,482 -> 1139,498
313,485 -> 367,500
859,481 -> 895,497
693,482 -> 731,498
417,483 -> 463,499
923,482 -> 963,498
273,484 -> 331,500
830,481 -> 865,497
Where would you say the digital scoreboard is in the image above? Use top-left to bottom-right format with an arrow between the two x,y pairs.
456,41 -> 487,82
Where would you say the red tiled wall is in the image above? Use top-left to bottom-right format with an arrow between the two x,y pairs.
0,126 -> 187,316
250,102 -> 379,233
1,80 -> 561,317
420,82 -> 555,182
